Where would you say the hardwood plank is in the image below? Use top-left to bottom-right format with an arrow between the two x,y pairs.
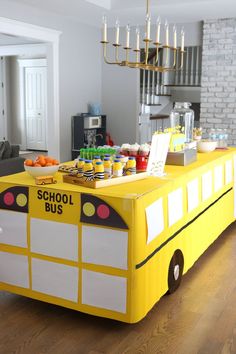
1,222 -> 236,354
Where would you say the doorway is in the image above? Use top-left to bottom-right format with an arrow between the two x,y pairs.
0,17 -> 61,159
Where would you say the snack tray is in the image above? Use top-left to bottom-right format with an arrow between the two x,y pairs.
62,172 -> 148,189
59,165 -> 79,173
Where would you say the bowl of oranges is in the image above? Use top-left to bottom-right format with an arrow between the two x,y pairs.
24,155 -> 60,177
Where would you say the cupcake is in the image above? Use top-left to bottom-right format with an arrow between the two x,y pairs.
139,143 -> 150,157
120,143 -> 130,156
129,143 -> 140,157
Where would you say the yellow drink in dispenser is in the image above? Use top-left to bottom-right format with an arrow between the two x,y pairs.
126,157 -> 136,175
94,161 -> 105,180
113,159 -> 123,177
83,160 -> 94,181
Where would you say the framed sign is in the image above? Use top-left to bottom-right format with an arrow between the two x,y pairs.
147,133 -> 171,176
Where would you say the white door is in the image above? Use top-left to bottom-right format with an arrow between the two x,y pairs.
25,66 -> 47,150
0,58 -> 5,141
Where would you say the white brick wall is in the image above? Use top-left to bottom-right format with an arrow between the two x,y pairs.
200,19 -> 236,145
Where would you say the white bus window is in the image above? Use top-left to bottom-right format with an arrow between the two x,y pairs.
168,188 -> 183,227
145,198 -> 164,244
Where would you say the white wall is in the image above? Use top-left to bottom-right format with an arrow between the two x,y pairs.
0,0 -> 102,161
179,22 -> 203,46
102,64 -> 139,145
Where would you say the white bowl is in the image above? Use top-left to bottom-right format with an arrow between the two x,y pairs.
24,164 -> 59,177
197,140 -> 217,153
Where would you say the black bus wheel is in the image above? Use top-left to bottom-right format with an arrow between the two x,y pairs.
167,249 -> 184,294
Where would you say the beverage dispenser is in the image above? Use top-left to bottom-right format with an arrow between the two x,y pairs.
170,102 -> 194,143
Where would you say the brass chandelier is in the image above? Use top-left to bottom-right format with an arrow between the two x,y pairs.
101,0 -> 185,72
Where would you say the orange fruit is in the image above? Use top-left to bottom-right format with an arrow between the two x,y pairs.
37,157 -> 46,167
45,156 -> 53,163
52,159 -> 59,165
24,159 -> 34,166
34,163 -> 41,167
46,162 -> 53,166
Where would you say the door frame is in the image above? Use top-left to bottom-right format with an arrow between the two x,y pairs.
0,17 -> 61,159
18,58 -> 47,150
0,57 -> 5,141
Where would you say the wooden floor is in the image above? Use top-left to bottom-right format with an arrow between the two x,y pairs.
1,222 -> 236,354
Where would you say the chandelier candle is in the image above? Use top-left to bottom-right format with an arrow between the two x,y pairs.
173,25 -> 177,49
125,24 -> 130,48
115,19 -> 120,45
165,20 -> 169,46
102,15 -> 107,42
146,14 -> 151,40
181,27 -> 185,52
155,17 -> 161,44
136,27 -> 140,51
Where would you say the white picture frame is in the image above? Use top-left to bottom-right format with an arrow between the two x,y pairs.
147,133 -> 171,176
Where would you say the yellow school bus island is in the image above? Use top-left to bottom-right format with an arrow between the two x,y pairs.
0,148 -> 235,323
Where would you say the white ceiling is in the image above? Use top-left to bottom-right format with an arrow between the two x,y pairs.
5,0 -> 236,27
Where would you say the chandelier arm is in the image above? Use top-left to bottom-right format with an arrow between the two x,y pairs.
162,51 -> 184,72
145,41 -> 149,65
165,48 -> 177,70
126,48 -> 129,62
172,49 -> 177,68
155,46 -> 159,64
164,47 -> 169,67
115,45 -> 121,63
123,62 -> 165,72
102,42 -> 122,65
122,48 -> 185,72
133,50 -> 140,63
177,51 -> 184,70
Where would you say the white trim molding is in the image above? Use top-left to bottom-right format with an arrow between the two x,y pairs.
0,44 -> 47,57
18,58 -> 47,67
0,17 -> 61,43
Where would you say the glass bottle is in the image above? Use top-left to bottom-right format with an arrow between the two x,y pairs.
113,159 -> 123,177
223,129 -> 228,148
77,158 -> 85,178
209,128 -> 216,141
94,161 -> 104,180
125,157 -> 136,175
170,102 -> 195,143
104,157 -> 112,179
83,160 -> 94,181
